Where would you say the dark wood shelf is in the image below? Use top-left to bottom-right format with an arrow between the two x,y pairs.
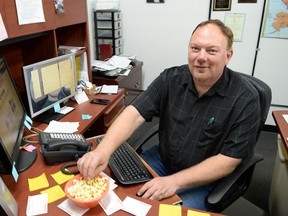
0,0 -> 91,105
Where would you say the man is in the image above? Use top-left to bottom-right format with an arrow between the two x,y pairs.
77,19 -> 260,210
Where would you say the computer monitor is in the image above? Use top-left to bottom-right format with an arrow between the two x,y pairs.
0,58 -> 36,174
23,53 -> 78,123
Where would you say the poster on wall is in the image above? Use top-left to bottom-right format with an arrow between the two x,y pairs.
263,0 -> 288,39
213,0 -> 231,11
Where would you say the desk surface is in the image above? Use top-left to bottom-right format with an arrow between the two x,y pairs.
33,90 -> 125,133
1,91 -> 222,216
272,110 -> 288,153
1,138 -> 222,216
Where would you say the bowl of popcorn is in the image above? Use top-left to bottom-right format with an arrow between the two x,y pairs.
64,174 -> 109,208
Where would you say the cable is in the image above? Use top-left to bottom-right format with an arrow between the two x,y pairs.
22,127 -> 43,144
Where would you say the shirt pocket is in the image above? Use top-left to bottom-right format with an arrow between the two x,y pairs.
197,122 -> 224,149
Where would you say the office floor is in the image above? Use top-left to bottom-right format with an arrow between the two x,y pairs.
128,117 -> 278,215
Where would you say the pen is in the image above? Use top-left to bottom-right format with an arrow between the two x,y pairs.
79,80 -> 88,89
208,117 -> 215,126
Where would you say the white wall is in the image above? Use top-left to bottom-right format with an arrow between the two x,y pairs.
87,0 -> 211,89
87,0 -> 287,126
87,0 -> 96,60
210,1 -> 265,75
119,0 -> 210,89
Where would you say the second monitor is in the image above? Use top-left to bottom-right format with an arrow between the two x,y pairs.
23,53 -> 78,123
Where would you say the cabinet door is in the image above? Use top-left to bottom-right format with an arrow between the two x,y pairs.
3,0 -> 55,38
56,0 -> 87,28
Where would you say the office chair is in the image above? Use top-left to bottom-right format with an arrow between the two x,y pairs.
129,72 -> 272,213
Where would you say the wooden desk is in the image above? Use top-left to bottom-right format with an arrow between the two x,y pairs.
33,90 -> 125,137
272,110 -> 288,153
0,137 -> 222,216
1,90 -> 222,215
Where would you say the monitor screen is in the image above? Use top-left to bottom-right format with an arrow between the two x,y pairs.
23,53 -> 77,123
0,58 -> 35,174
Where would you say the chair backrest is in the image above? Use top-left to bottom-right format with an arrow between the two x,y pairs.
237,72 -> 272,141
207,73 -> 272,212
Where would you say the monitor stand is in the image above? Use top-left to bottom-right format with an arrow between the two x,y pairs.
16,147 -> 37,173
34,109 -> 65,124
34,106 -> 75,124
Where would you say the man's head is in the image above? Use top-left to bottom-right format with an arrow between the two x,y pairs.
188,19 -> 234,89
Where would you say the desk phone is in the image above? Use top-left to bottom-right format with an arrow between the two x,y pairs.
39,132 -> 91,165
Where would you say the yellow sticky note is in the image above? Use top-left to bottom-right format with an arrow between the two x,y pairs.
28,173 -> 49,192
51,170 -> 74,185
40,185 -> 66,203
187,209 -> 210,216
159,204 -> 181,216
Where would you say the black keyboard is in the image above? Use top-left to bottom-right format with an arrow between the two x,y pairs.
97,138 -> 154,185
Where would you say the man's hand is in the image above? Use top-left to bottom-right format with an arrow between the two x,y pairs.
77,150 -> 109,180
137,176 -> 178,200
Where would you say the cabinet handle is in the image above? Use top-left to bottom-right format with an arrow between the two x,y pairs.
134,81 -> 140,88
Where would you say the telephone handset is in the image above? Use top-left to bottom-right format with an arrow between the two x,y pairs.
39,132 -> 89,151
39,132 -> 91,165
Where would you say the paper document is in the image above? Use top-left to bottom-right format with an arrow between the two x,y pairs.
44,120 -> 79,133
0,13 -> 8,42
15,0 -> 45,25
283,114 -> 288,123
101,85 -> 118,94
91,60 -> 117,71
106,55 -> 131,68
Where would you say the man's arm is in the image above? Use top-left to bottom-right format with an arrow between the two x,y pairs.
172,154 -> 241,188
77,105 -> 145,180
138,154 -> 241,200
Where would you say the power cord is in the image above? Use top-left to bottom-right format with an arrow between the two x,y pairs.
22,127 -> 43,144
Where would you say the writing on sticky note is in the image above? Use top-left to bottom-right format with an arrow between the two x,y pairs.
159,204 -> 181,216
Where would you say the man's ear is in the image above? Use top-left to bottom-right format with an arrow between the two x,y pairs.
226,49 -> 233,64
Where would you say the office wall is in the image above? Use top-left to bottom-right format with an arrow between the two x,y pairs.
87,0 -> 287,126
118,0 -> 210,89
252,0 -> 288,126
210,1 -> 265,75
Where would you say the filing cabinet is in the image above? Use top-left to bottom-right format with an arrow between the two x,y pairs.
92,61 -> 143,106
94,10 -> 122,60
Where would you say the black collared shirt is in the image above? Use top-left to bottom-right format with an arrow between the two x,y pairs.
132,65 -> 260,172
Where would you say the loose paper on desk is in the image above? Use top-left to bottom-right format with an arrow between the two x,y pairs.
283,114 -> 288,124
122,196 -> 152,216
74,91 -> 89,104
99,190 -> 124,215
101,84 -> 119,94
44,120 -> 79,133
91,56 -> 131,71
26,193 -> 48,216
58,199 -> 90,216
91,60 -> 117,71
106,55 -> 131,68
